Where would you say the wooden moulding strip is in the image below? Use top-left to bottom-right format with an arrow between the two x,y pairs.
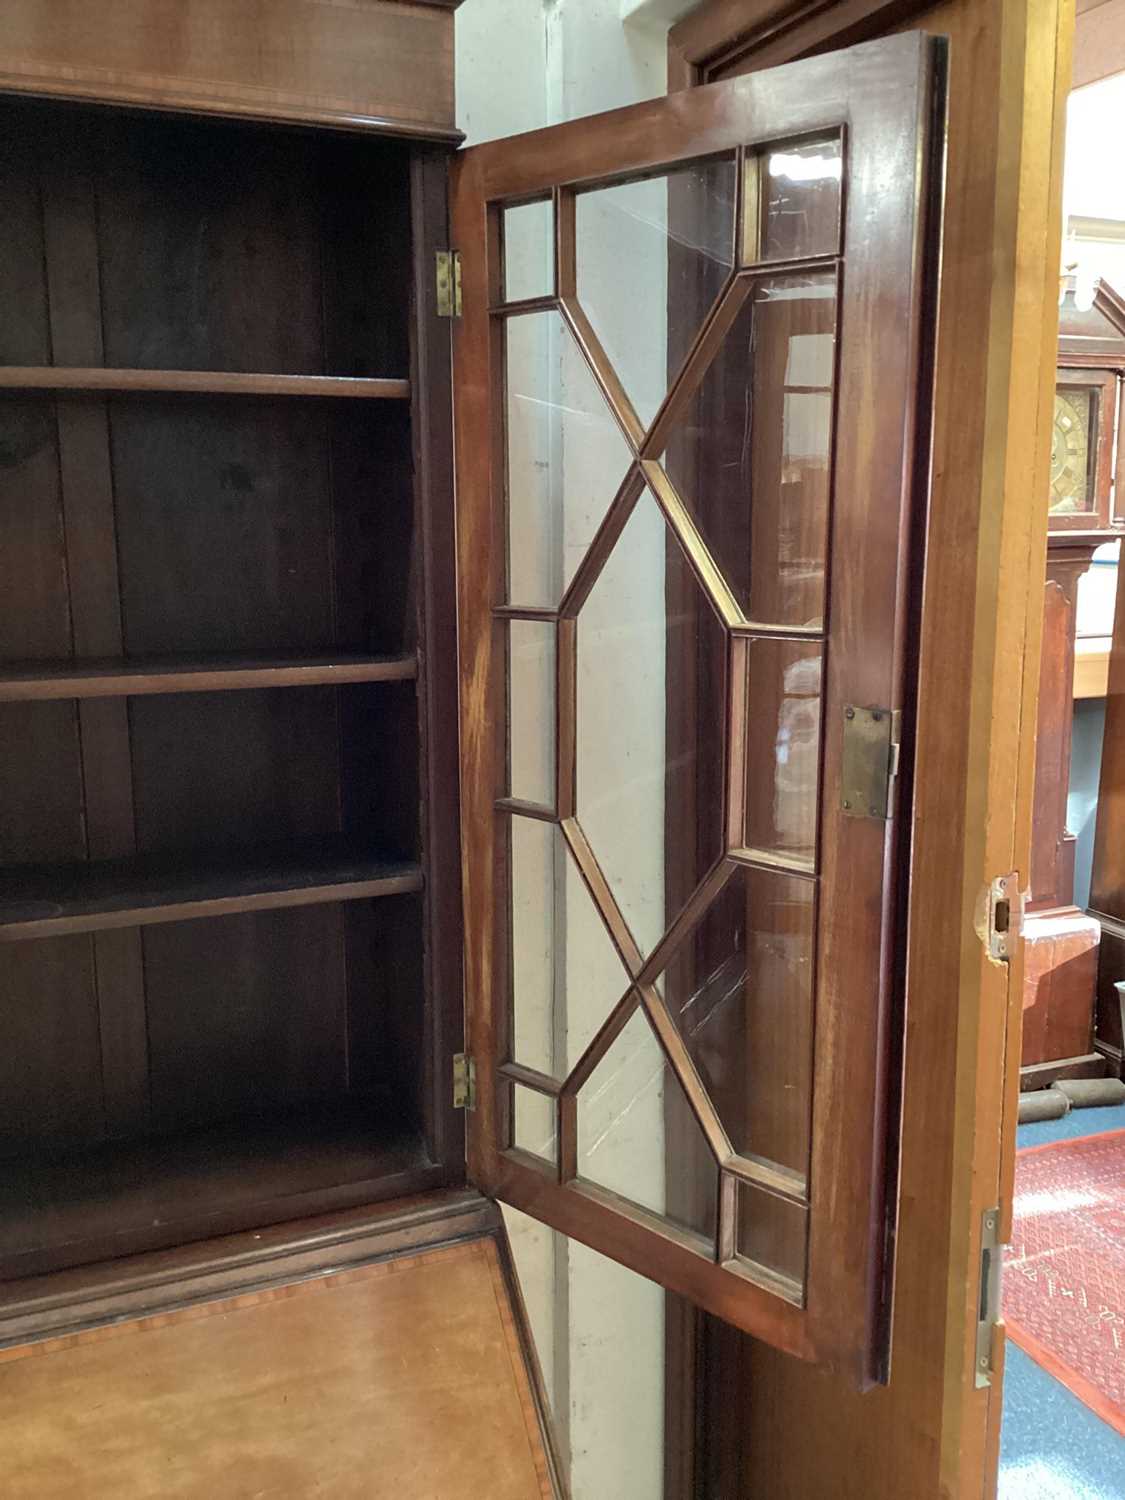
0,654 -> 418,701
0,367 -> 411,398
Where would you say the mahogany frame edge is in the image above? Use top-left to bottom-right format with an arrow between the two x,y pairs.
0,1190 -> 497,1349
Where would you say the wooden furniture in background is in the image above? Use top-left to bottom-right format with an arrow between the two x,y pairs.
1020,543 -> 1101,1081
1021,279 -> 1125,1084
1089,561 -> 1125,1078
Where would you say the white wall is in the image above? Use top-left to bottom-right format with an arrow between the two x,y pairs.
457,6 -> 674,1497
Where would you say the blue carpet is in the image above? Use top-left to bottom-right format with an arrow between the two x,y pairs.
999,1101 -> 1125,1498
1017,1102 -> 1125,1150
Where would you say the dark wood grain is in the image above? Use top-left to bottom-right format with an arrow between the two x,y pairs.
143,904 -> 348,1134
407,149 -> 466,1183
0,1107 -> 438,1282
0,0 -> 461,141
0,12 -> 451,1338
0,938 -> 104,1158
37,118 -> 154,1144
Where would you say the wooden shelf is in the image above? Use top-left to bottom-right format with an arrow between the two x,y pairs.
0,839 -> 423,941
0,652 -> 417,702
0,1109 -> 438,1281
0,367 -> 411,399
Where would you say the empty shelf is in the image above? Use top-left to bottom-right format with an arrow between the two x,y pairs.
0,652 -> 417,701
0,367 -> 410,399
0,1108 -> 438,1280
0,840 -> 423,940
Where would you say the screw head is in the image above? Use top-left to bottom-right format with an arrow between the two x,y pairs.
845,707 -> 855,719
843,799 -> 851,810
872,710 -> 883,722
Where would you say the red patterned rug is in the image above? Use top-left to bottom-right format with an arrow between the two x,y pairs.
1003,1128 -> 1125,1435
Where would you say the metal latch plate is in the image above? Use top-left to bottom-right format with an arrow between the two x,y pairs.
987,872 -> 1021,961
841,706 -> 901,820
975,1206 -> 1003,1387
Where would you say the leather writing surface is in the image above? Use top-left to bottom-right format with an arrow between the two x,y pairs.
0,1238 -> 553,1499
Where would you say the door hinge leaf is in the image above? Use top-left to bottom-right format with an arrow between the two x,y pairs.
453,1052 -> 476,1110
841,705 -> 902,820
436,250 -> 462,318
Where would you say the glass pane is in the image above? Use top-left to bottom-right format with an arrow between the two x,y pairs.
512,1082 -> 557,1164
577,1004 -> 717,1242
507,619 -> 555,807
735,1178 -> 808,1293
754,137 -> 842,263
1050,386 -> 1095,513
654,865 -> 814,1176
502,1206 -> 668,1498
576,488 -> 727,956
505,311 -> 634,607
660,272 -> 836,627
575,157 -> 737,431
743,639 -> 822,865
502,199 -> 554,303
508,816 -> 631,1080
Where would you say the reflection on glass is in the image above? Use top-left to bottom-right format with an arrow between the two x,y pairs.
512,1082 -> 558,1164
655,865 -> 814,1175
1050,386 -> 1095,513
577,1004 -> 717,1241
508,816 -> 630,1080
575,157 -> 737,430
501,1206 -> 668,1498
744,639 -> 822,864
754,137 -> 842,263
505,311 -> 634,607
576,488 -> 726,956
660,272 -> 836,628
735,1178 -> 808,1293
507,619 -> 555,807
502,199 -> 554,303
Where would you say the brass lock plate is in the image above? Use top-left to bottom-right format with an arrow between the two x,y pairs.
841,705 -> 901,820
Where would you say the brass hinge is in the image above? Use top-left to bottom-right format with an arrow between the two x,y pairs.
435,250 -> 462,318
987,872 -> 1022,962
974,1206 -> 1004,1387
452,1052 -> 476,1110
841,705 -> 902,820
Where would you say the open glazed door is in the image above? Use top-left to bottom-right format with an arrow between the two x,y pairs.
453,31 -> 944,1388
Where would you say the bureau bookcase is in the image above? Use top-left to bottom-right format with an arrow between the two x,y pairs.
0,5 -> 945,1486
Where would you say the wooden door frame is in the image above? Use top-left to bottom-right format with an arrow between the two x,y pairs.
666,0 -> 1072,1495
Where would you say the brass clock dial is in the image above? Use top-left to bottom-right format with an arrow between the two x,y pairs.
1050,387 -> 1094,514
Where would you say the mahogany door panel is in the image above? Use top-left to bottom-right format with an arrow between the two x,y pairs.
453,31 -> 943,1386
